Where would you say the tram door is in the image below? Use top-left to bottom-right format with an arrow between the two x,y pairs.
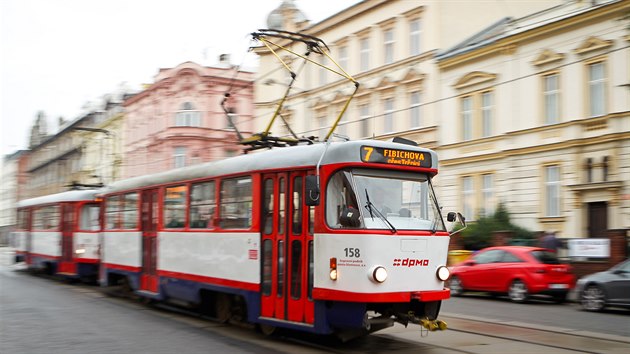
260,171 -> 314,324
59,203 -> 76,274
140,189 -> 159,292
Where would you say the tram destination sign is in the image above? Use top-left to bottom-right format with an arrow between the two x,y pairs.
360,146 -> 432,168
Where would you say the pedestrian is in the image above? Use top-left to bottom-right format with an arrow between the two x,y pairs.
541,231 -> 561,252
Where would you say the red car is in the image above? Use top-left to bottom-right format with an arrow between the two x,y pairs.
448,246 -> 575,303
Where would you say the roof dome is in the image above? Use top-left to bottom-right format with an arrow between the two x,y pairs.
266,0 -> 307,30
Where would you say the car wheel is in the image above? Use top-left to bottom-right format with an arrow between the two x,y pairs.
448,276 -> 464,296
508,280 -> 529,303
581,284 -> 606,311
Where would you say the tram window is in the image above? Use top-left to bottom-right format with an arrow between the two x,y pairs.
105,195 -> 120,229
79,203 -> 100,231
122,193 -> 139,229
190,181 -> 215,229
165,186 -> 187,228
278,178 -> 285,234
277,240 -> 284,297
262,239 -> 272,296
308,206 -> 314,235
262,179 -> 274,235
307,241 -> 313,301
326,170 -> 359,228
290,240 -> 302,300
17,209 -> 29,230
220,177 -> 252,229
292,176 -> 303,235
33,205 -> 60,230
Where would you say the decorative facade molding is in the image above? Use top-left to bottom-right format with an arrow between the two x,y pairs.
532,49 -> 565,66
453,71 -> 497,91
573,36 -> 613,55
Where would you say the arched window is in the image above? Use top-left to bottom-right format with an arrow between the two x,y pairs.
175,102 -> 201,127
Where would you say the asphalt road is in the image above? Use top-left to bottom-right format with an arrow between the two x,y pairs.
440,292 -> 630,338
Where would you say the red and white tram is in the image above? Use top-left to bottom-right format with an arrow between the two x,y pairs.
99,138 -> 463,338
13,189 -> 102,279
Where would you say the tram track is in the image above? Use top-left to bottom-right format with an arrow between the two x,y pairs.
17,270 -> 630,354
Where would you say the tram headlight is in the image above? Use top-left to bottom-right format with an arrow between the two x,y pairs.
75,248 -> 86,255
436,266 -> 450,281
370,266 -> 388,283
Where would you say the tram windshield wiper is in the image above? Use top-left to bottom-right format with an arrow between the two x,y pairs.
364,189 -> 396,234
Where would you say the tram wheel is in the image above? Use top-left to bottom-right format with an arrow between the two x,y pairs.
508,279 -> 529,303
215,293 -> 232,323
258,323 -> 277,336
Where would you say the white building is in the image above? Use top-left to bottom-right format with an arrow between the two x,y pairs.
436,0 -> 630,237
253,0 -> 629,238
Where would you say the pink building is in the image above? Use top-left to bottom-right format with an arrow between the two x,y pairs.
122,60 -> 254,178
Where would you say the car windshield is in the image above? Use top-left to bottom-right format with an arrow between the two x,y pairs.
325,168 -> 445,232
531,250 -> 561,264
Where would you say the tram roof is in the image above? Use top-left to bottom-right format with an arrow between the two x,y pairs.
17,189 -> 101,208
102,139 -> 438,194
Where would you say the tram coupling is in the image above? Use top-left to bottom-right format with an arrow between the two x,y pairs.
397,311 -> 448,331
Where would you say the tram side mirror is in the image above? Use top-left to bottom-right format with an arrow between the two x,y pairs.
305,175 -> 320,206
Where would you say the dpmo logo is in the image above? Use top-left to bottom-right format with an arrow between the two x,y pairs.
393,258 -> 429,267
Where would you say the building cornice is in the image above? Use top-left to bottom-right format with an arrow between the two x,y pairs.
438,1 -> 629,70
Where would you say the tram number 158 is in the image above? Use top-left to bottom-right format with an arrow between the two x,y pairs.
344,248 -> 361,258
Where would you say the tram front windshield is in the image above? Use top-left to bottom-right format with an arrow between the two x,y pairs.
326,168 -> 445,232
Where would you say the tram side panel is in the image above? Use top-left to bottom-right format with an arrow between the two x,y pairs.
157,231 -> 260,302
29,231 -> 61,271
101,231 -> 142,287
11,231 -> 28,263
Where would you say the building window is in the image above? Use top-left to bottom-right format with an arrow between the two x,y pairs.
462,96 -> 473,141
360,37 -> 370,72
543,73 -> 560,124
462,176 -> 474,221
319,56 -> 328,86
602,156 -> 609,182
588,61 -> 605,117
383,97 -> 394,133
481,174 -> 494,216
360,103 -> 370,138
410,91 -> 421,128
226,108 -> 238,130
481,91 -> 492,137
174,146 -> 187,168
338,45 -> 348,71
586,158 -> 593,183
317,115 -> 327,140
409,18 -> 422,56
544,165 -> 561,217
384,28 -> 395,65
460,90 -> 494,141
175,102 -> 201,127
